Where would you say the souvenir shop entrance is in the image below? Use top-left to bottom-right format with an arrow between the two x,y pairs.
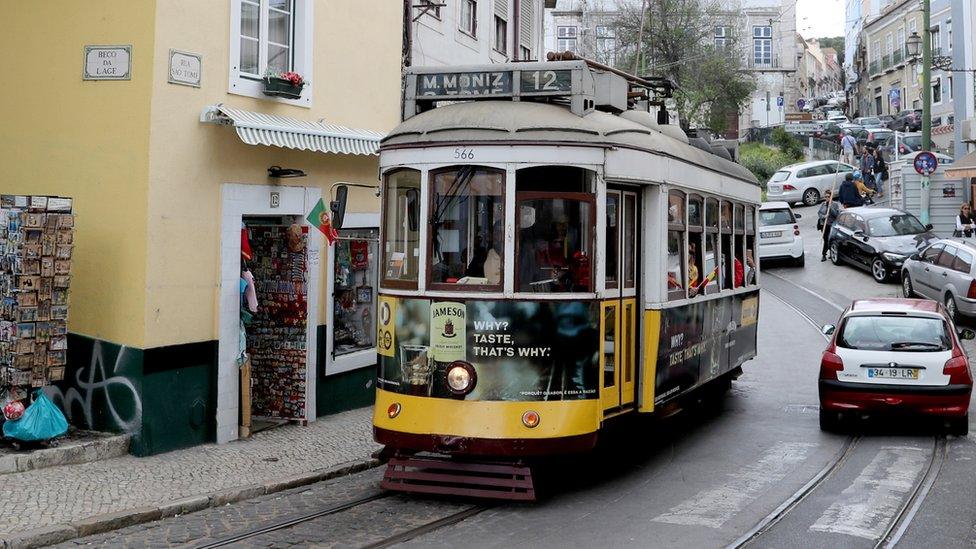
218,184 -> 321,444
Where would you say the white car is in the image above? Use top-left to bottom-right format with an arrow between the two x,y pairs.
827,115 -> 850,124
765,160 -> 855,206
758,202 -> 804,267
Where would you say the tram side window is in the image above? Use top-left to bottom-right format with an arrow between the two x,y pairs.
516,196 -> 593,292
733,204 -> 746,288
606,191 -> 620,289
623,193 -> 637,289
429,167 -> 505,290
667,190 -> 686,300
745,206 -> 757,285
720,200 -> 733,292
706,198 -> 722,290
382,169 -> 421,287
688,195 -> 706,296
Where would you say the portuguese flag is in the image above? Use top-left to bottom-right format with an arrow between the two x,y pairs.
306,198 -> 339,244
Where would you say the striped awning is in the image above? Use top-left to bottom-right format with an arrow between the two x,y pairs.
945,150 -> 976,179
200,104 -> 383,156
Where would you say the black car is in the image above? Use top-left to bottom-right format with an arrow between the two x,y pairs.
828,207 -> 937,283
891,109 -> 923,132
879,114 -> 896,129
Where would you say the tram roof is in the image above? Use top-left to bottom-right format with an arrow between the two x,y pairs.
381,101 -> 759,186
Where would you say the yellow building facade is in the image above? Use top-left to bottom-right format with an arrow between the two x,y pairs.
1,0 -> 402,454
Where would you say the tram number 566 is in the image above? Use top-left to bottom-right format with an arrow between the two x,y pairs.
454,147 -> 475,160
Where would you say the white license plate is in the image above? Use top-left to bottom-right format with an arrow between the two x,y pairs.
867,368 -> 919,380
769,185 -> 782,193
761,231 -> 782,238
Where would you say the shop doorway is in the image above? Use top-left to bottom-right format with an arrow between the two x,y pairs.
217,184 -> 321,444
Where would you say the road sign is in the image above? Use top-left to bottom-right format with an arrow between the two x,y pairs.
785,122 -> 824,134
785,112 -> 813,122
797,99 -> 806,109
776,96 -> 784,107
914,151 -> 939,175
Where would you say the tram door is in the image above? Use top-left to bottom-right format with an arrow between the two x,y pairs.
601,188 -> 640,414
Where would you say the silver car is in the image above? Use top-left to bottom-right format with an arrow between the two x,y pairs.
765,160 -> 855,207
902,238 -> 976,322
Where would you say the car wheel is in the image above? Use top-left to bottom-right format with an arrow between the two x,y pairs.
871,258 -> 888,282
945,293 -> 960,324
829,242 -> 841,265
802,188 -> 820,206
947,415 -> 969,436
902,273 -> 915,297
794,253 -> 805,268
819,409 -> 840,432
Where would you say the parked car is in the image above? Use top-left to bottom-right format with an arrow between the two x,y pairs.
891,109 -> 923,132
766,160 -> 855,206
758,202 -> 804,266
877,132 -> 922,161
855,116 -> 883,127
858,128 -> 894,149
879,114 -> 896,128
902,238 -> 976,323
818,298 -> 974,434
827,207 -> 938,283
899,150 -> 954,166
828,115 -> 850,124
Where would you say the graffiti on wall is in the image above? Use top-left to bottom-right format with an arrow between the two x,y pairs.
45,340 -> 142,433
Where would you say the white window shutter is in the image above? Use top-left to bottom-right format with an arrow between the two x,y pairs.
520,0 -> 534,49
495,0 -> 508,19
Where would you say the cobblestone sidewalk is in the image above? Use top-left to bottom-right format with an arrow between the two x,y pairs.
0,407 -> 379,541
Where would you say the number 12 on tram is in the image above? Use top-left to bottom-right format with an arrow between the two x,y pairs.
332,61 -> 762,499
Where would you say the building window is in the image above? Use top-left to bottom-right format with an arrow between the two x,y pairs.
520,45 -> 531,60
931,24 -> 940,55
949,75 -> 953,99
596,26 -> 616,65
494,16 -> 507,54
753,26 -> 772,65
714,26 -> 729,49
460,0 -> 477,37
230,0 -> 310,103
933,76 -> 942,105
557,26 -> 578,53
885,33 -> 892,56
947,19 -> 952,51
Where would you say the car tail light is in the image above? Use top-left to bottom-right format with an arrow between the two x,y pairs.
967,280 -> 976,299
943,350 -> 973,385
783,184 -> 797,191
794,224 -> 800,236
820,350 -> 844,380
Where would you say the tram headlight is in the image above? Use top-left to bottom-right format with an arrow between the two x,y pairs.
446,361 -> 477,395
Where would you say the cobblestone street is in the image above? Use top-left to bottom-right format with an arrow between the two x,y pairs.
0,407 -> 378,540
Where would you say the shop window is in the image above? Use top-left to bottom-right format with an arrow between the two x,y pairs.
623,194 -> 637,289
429,166 -> 505,290
333,228 -> 378,356
516,193 -> 594,292
606,191 -> 620,290
381,169 -> 421,288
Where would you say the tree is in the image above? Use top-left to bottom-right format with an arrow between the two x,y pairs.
610,0 -> 756,134
817,36 -> 845,66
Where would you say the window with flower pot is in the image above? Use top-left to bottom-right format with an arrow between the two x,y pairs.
229,0 -> 313,105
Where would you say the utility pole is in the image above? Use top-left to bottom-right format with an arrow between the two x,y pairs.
920,0 -> 932,225
634,0 -> 648,74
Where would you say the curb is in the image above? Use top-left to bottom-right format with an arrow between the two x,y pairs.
1,456 -> 383,549
0,434 -> 131,475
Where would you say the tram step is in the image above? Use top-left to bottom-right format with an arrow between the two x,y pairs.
381,454 -> 536,501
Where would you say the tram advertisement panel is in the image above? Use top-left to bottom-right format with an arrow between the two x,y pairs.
654,292 -> 759,406
376,297 -> 600,401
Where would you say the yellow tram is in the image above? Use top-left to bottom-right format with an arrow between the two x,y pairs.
339,60 -> 761,499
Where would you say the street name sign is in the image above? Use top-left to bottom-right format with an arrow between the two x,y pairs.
168,50 -> 202,88
83,45 -> 131,80
785,122 -> 824,133
785,112 -> 812,122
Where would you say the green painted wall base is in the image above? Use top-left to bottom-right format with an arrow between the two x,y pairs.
317,366 -> 376,416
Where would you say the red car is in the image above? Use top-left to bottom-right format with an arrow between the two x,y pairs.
819,298 -> 974,434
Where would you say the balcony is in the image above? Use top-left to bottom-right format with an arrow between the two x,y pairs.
882,53 -> 892,71
744,55 -> 788,71
892,47 -> 903,66
869,59 -> 880,76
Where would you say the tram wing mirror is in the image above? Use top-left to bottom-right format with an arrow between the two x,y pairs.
821,324 -> 835,336
330,185 -> 348,230
406,188 -> 420,232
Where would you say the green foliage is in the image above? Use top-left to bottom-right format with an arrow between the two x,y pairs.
817,36 -> 845,66
610,0 -> 756,133
740,142 -> 798,187
770,126 -> 804,160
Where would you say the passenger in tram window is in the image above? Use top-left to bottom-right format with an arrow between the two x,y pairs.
745,249 -> 757,285
666,231 -> 684,292
688,241 -> 700,296
483,221 -> 503,285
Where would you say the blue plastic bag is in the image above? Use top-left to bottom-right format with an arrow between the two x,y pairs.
3,391 -> 68,441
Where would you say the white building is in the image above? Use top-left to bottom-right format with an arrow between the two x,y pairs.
408,0 -> 553,67
736,0 -> 799,131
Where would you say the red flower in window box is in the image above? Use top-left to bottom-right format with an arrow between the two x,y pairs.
262,70 -> 306,99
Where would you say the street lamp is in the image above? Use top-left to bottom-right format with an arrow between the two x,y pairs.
906,31 -> 921,59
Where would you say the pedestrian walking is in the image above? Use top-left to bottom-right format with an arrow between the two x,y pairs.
837,173 -> 865,208
872,147 -> 887,198
819,189 -> 841,262
860,147 -> 876,190
840,130 -> 857,165
955,203 -> 976,238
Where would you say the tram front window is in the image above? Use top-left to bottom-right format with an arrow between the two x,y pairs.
429,167 -> 505,289
382,169 -> 421,287
516,196 -> 593,292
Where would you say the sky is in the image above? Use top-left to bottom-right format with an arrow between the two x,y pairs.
795,0 -> 845,38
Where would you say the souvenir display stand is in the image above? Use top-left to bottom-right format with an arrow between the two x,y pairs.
245,224 -> 308,420
332,228 -> 378,358
0,195 -> 74,399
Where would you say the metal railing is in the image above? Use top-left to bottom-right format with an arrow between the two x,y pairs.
869,60 -> 880,75
744,55 -> 783,70
893,48 -> 903,65
882,54 -> 892,70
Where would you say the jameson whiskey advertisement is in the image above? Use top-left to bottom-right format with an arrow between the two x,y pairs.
377,297 -> 599,401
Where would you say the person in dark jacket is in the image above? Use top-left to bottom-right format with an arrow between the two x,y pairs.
860,148 -> 876,190
837,173 -> 865,208
819,189 -> 842,261
872,147 -> 887,197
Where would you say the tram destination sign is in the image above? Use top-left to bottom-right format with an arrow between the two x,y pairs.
416,69 -> 573,98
